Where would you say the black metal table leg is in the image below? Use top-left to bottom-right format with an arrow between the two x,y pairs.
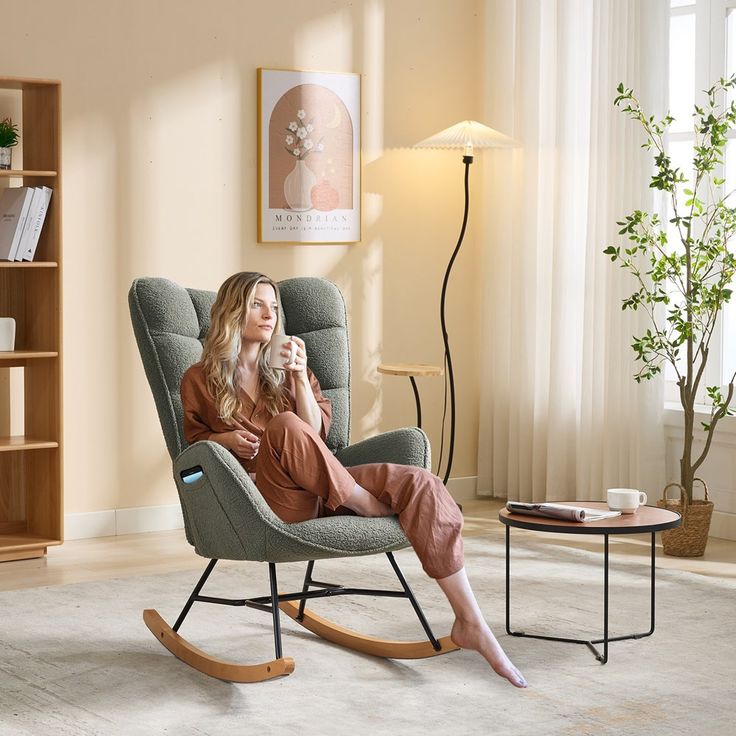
602,534 -> 609,663
505,525 -> 511,635
409,376 -> 422,428
650,531 -> 656,634
505,528 -> 659,664
589,531 -> 657,650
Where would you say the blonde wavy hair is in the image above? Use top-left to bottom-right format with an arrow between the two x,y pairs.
201,271 -> 289,423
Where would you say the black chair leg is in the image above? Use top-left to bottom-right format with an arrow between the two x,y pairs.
268,562 -> 284,659
173,558 -> 218,632
386,552 -> 442,651
297,560 -> 315,620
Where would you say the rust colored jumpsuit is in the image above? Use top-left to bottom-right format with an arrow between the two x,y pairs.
180,363 -> 464,579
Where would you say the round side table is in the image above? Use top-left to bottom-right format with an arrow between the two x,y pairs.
499,502 -> 681,664
377,363 -> 443,429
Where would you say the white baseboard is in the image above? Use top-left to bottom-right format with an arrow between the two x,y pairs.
710,510 -> 736,541
65,504 -> 184,540
447,475 -> 478,503
116,505 -> 185,536
64,510 -> 117,540
64,479 -> 479,541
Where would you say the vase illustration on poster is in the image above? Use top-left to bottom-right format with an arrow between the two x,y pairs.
269,84 -> 353,213
284,159 -> 317,211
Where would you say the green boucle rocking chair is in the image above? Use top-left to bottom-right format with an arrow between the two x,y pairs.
128,276 -> 458,682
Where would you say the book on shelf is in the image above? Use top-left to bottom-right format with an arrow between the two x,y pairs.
19,186 -> 52,261
16,187 -> 43,260
0,186 -> 52,262
0,187 -> 34,261
506,501 -> 622,522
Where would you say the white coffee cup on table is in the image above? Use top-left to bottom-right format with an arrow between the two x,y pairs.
268,334 -> 297,370
607,488 -> 647,514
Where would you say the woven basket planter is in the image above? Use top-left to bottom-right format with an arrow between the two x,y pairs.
656,479 -> 713,557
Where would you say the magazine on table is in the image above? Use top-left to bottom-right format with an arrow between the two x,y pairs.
506,502 -> 622,522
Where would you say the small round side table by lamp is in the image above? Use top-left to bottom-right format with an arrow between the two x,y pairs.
377,363 -> 443,429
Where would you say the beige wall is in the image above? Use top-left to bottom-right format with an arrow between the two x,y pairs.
2,0 -> 487,514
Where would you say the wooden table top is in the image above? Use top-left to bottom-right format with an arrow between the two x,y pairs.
377,363 -> 443,377
499,502 -> 681,535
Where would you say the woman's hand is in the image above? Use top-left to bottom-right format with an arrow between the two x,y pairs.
283,336 -> 308,378
216,430 -> 260,460
289,336 -> 322,433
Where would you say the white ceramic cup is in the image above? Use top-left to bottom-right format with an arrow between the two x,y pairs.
607,488 -> 648,514
268,334 -> 297,370
0,317 -> 16,351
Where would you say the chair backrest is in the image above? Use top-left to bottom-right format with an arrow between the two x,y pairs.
128,276 -> 351,460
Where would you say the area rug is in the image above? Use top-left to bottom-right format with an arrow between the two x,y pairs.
0,535 -> 733,736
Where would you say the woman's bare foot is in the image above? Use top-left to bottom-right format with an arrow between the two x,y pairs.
344,484 -> 394,517
450,618 -> 527,688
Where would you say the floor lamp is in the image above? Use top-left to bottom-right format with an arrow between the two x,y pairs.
413,120 -> 517,485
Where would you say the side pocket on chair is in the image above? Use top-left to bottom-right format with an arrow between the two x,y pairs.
175,470 -> 248,560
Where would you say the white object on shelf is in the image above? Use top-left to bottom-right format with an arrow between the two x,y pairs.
21,186 -> 52,261
0,317 -> 16,351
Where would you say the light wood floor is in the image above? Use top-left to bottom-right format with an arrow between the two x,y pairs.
0,499 -> 734,592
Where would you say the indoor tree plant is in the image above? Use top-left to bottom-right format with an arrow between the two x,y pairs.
0,117 -> 19,170
605,76 -> 736,556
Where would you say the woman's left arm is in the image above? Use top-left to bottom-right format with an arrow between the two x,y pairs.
287,337 -> 323,434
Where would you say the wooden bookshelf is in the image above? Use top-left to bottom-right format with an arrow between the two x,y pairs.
0,76 -> 62,562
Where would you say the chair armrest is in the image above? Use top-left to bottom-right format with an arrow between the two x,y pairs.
172,440 -> 283,560
335,427 -> 430,470
173,440 -> 412,564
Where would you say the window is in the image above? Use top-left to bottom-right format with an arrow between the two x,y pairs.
666,0 -> 736,406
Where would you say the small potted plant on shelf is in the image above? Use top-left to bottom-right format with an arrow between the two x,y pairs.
0,117 -> 19,170
605,77 -> 736,556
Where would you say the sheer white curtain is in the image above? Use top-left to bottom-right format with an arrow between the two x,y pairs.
477,0 -> 669,502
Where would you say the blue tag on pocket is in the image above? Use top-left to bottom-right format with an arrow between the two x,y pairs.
181,468 -> 204,484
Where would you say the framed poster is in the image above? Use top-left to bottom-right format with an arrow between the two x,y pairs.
257,68 -> 361,243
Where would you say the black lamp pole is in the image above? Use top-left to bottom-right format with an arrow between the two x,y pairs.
439,153 -> 473,485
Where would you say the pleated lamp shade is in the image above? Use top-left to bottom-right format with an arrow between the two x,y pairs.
413,119 -> 518,156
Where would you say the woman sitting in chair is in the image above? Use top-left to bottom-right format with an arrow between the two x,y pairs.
180,271 -> 527,689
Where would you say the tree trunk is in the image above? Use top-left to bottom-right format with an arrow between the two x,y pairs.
680,412 -> 695,502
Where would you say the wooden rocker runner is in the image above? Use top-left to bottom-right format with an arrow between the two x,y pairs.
129,277 -> 459,683
143,554 -> 458,683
